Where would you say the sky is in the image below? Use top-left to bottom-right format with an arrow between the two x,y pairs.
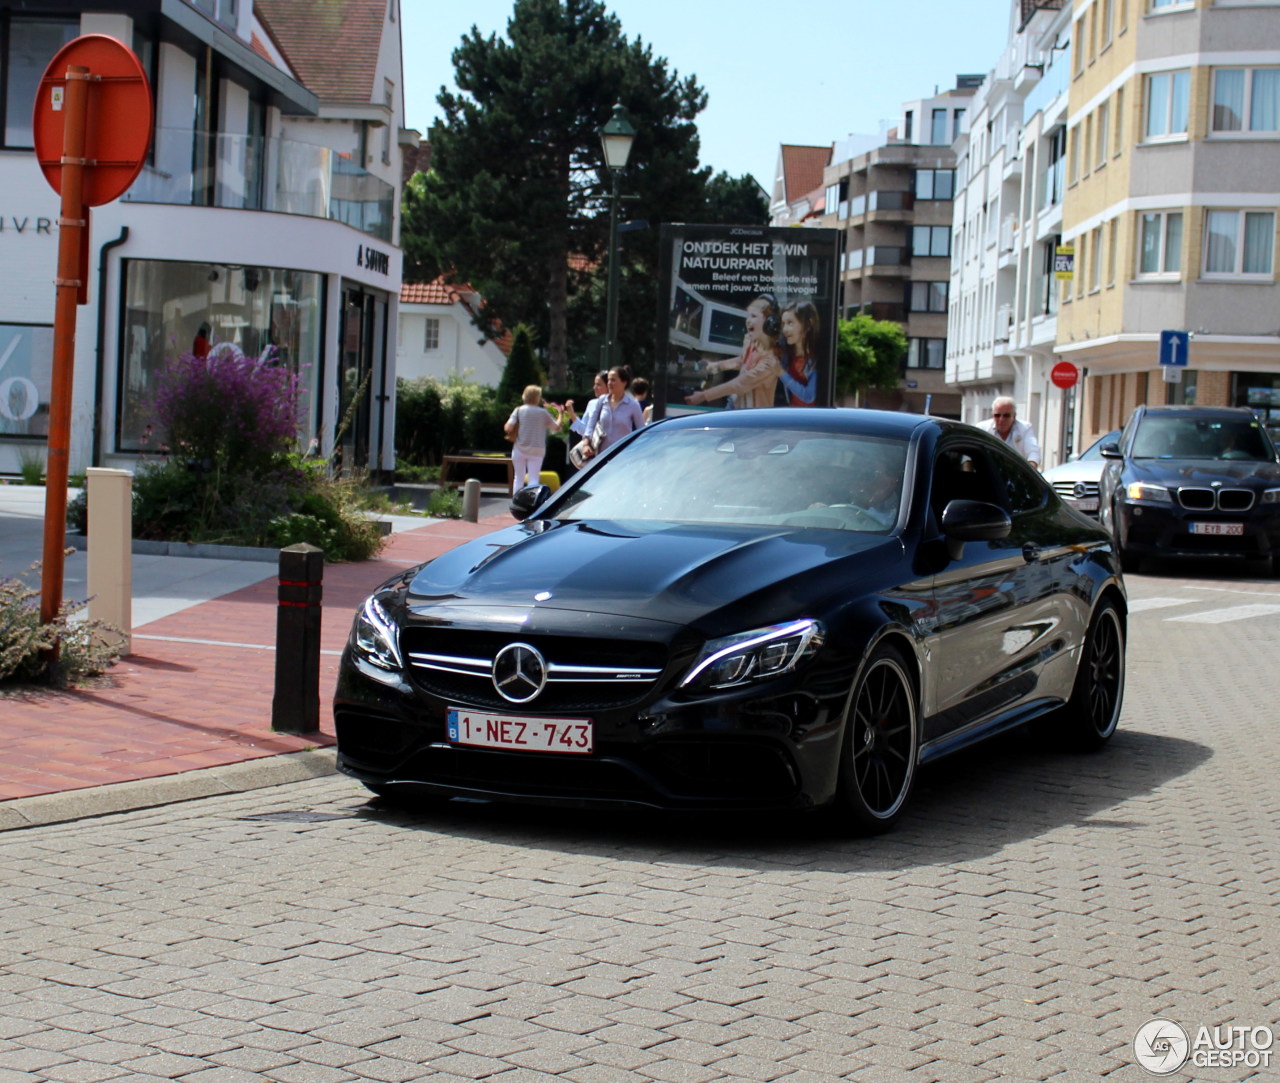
400,0 -> 1016,190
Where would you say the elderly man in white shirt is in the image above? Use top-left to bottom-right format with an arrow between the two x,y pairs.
978,396 -> 1041,470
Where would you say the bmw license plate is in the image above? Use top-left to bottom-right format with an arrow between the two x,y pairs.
447,708 -> 593,754
1190,522 -> 1244,536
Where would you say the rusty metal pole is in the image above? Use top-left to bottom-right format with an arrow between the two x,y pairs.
40,65 -> 92,629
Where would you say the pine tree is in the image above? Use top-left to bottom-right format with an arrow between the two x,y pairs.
497,324 -> 545,405
404,0 -> 742,387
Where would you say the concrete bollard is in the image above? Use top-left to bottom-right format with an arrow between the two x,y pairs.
85,468 -> 133,655
462,477 -> 481,522
272,543 -> 324,734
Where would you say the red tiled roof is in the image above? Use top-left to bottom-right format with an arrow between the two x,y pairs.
249,32 -> 274,64
780,145 -> 832,203
400,277 -> 513,356
255,0 -> 386,103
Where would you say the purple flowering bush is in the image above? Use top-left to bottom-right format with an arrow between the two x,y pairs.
154,346 -> 303,476
130,345 -> 384,560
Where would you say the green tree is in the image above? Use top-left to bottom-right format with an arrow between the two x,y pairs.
496,324 -> 545,404
833,314 -> 908,402
690,171 -> 770,226
403,0 -> 715,387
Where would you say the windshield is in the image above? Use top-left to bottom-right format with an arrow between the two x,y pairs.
553,426 -> 908,532
1130,416 -> 1276,461
1080,431 -> 1121,461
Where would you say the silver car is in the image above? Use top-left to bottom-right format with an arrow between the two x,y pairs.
1043,430 -> 1121,517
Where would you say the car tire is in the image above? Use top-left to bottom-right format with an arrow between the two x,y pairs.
833,642 -> 919,834
1111,506 -> 1140,574
1061,598 -> 1126,750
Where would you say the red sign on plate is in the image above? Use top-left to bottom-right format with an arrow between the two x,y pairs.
32,34 -> 152,207
1051,361 -> 1080,389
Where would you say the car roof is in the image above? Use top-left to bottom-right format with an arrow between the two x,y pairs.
658,407 -> 941,441
1132,405 -> 1259,420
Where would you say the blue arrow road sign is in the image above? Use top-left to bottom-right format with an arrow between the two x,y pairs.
1159,330 -> 1189,366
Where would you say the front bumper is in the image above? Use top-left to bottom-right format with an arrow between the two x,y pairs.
334,649 -> 849,812
1116,501 -> 1280,560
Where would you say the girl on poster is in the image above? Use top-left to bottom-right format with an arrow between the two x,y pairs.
777,300 -> 821,406
683,294 -> 783,410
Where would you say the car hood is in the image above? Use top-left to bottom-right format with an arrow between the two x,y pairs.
1044,461 -> 1106,484
1126,458 -> 1280,486
403,518 -> 903,627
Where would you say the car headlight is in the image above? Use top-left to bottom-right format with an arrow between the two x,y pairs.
1262,488 -> 1280,505
353,595 -> 402,671
680,619 -> 824,691
1124,482 -> 1172,503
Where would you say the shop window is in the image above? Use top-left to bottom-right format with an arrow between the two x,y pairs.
0,324 -> 54,438
119,261 -> 325,452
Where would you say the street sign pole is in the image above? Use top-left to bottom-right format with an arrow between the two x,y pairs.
40,65 -> 90,630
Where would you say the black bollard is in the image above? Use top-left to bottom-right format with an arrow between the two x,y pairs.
272,542 -> 324,734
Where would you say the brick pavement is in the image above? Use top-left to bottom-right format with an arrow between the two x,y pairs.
0,513 -> 513,803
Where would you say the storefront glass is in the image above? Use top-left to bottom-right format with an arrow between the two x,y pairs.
1234,372 -> 1280,443
119,260 -> 325,452
0,323 -> 54,438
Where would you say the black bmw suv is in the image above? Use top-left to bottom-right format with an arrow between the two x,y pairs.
1098,405 -> 1280,574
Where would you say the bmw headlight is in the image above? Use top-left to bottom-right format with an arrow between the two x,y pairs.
680,619 -> 825,692
353,595 -> 402,672
1125,482 -> 1172,503
1262,488 -> 1280,505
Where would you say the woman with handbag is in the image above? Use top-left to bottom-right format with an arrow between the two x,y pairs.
505,386 -> 562,494
573,365 -> 644,465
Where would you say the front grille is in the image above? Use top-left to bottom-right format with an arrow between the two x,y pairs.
1177,487 -> 1255,512
400,628 -> 669,711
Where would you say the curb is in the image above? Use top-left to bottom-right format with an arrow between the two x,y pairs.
0,747 -> 340,832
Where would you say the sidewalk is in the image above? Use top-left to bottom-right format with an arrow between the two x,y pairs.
0,484 -> 513,829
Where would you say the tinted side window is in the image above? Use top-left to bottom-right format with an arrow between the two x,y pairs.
989,446 -> 1048,514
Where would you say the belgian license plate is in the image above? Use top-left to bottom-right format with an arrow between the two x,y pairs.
1190,522 -> 1244,536
1074,497 -> 1099,512
447,708 -> 593,754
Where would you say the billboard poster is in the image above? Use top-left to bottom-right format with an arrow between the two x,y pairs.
654,223 -> 841,419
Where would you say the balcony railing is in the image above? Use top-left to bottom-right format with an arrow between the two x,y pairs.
847,190 -> 914,218
122,128 -> 395,242
846,246 -> 910,271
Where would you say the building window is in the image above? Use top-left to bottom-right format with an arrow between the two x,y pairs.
1211,68 -> 1280,134
1203,210 -> 1276,277
1150,0 -> 1194,9
1068,126 -> 1081,183
1113,88 -> 1125,156
930,108 -> 949,145
1073,18 -> 1085,75
1144,71 -> 1190,139
1101,0 -> 1114,47
424,317 -> 440,351
1096,102 -> 1110,167
953,108 -> 967,142
912,226 -> 951,258
1138,211 -> 1182,276
1042,127 -> 1066,209
1090,227 -> 1103,290
904,110 -> 914,142
119,261 -> 326,452
907,339 -> 946,369
908,282 -> 949,312
915,169 -> 954,200
2,16 -> 79,148
1107,218 -> 1119,285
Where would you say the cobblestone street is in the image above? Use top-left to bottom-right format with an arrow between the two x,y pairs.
2,571 -> 1278,1082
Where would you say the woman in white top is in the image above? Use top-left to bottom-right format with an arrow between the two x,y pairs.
505,385 -> 563,494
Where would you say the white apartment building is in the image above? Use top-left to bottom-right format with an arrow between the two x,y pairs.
948,0 -> 1074,465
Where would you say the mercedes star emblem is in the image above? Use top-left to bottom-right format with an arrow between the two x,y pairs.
492,642 -> 548,704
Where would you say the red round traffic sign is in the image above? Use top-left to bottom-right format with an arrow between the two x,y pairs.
33,34 -> 152,207
1050,361 -> 1080,389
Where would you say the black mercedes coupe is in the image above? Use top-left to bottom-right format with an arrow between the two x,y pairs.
335,408 -> 1126,832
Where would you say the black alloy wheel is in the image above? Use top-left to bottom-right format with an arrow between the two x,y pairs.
1063,598 -> 1125,749
836,643 -> 919,834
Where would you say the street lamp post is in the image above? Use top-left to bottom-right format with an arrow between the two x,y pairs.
599,102 -> 636,370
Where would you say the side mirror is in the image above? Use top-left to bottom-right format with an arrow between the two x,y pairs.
1099,442 -> 1123,460
509,484 -> 551,521
940,499 -> 1012,561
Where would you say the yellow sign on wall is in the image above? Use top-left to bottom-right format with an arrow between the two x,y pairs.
1054,244 -> 1075,280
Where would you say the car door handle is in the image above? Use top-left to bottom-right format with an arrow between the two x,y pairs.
1022,543 -> 1041,563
